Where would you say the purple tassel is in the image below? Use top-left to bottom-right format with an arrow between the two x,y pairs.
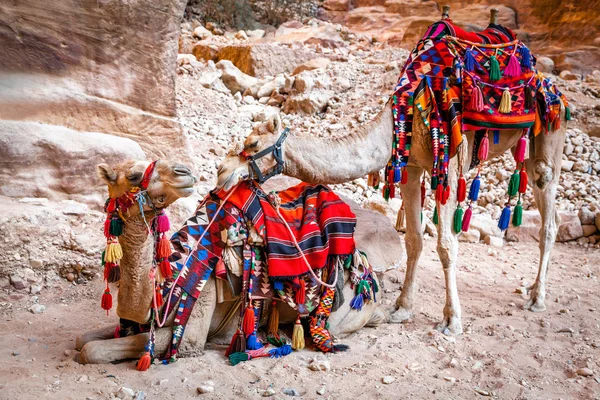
155,212 -> 170,233
504,53 -> 522,77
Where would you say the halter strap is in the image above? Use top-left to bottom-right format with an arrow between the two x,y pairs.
241,128 -> 289,184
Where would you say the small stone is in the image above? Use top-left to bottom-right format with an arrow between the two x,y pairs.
283,388 -> 300,396
29,304 -> 46,314
66,273 -> 76,282
474,388 -> 491,396
576,367 -> 593,377
515,287 -> 527,295
484,236 -> 503,248
308,358 -> 331,372
557,327 -> 574,333
443,376 -> 456,383
317,385 -> 326,395
115,387 -> 136,399
30,284 -> 42,295
12,351 -> 19,356
134,392 -> 145,400
29,259 -> 44,269
10,275 -> 27,290
197,386 -> 214,394
382,376 -> 395,384
77,375 -> 89,382
262,387 -> 276,397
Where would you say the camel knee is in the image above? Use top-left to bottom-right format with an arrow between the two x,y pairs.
533,161 -> 555,190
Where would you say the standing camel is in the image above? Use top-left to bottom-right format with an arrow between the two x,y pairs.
216,70 -> 567,335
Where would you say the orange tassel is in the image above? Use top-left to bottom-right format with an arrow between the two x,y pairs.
159,259 -> 172,280
242,305 -> 255,336
157,235 -> 171,258
101,288 -> 112,315
136,352 -> 151,371
295,279 -> 306,305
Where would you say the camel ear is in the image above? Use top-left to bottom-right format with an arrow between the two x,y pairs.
267,114 -> 281,133
97,163 -> 117,185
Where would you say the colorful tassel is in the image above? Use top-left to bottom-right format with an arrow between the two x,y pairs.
464,47 -> 476,71
159,259 -> 172,280
525,85 -> 534,109
462,206 -> 472,232
400,168 -> 408,185
104,218 -> 111,238
469,83 -> 484,112
383,185 -> 390,201
367,172 -> 380,189
109,218 -> 124,236
489,55 -> 501,81
106,263 -> 120,283
520,45 -> 531,70
565,106 -> 571,121
519,168 -> 528,193
394,166 -> 401,183
453,207 -> 464,234
106,198 -> 117,213
499,87 -> 512,114
457,174 -> 466,202
157,235 -> 171,258
269,344 -> 292,358
469,175 -> 481,201
493,130 -> 500,145
136,352 -> 151,371
395,205 -> 405,232
295,279 -> 306,305
155,212 -> 170,233
273,280 -> 284,291
515,136 -> 527,163
435,183 -> 443,202
478,132 -> 489,161
155,286 -> 163,308
229,351 -> 250,366
431,174 -> 438,190
442,185 -> 450,205
101,288 -> 112,314
215,258 -> 227,280
350,292 -> 364,311
225,329 -> 246,357
504,53 -> 522,77
512,201 -> 523,227
268,301 -> 279,336
498,205 -> 511,231
105,241 -> 123,263
433,205 -> 439,225
246,333 -> 263,350
508,170 -> 520,197
242,305 -> 256,337
292,317 -> 305,350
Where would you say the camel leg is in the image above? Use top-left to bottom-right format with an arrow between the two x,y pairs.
390,165 -> 424,323
76,324 -> 118,350
523,127 -> 565,312
77,327 -> 172,364
435,159 -> 463,335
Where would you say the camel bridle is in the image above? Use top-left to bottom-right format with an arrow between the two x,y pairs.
239,127 -> 290,184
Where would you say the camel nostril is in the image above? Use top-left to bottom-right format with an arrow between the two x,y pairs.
174,165 -> 192,176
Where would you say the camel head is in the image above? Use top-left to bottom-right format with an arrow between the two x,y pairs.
217,114 -> 284,191
97,160 -> 197,214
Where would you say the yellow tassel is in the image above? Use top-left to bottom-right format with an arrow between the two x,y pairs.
292,317 -> 305,350
268,301 -> 279,336
105,241 -> 123,263
395,204 -> 405,232
499,87 -> 512,114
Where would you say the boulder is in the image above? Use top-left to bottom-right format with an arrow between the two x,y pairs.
536,56 -> 555,73
283,91 -> 334,115
557,212 -> 584,242
559,70 -> 578,81
458,229 -> 480,243
257,76 -> 287,99
246,29 -> 266,39
506,210 -> 541,242
193,25 -> 213,40
578,207 -> 595,225
469,214 -> 503,240
274,22 -> 346,49
216,60 -> 259,94
582,225 -> 598,237
596,212 -> 600,231
484,236 -> 504,248
192,41 -> 220,62
293,57 -> 331,75
322,0 -> 350,11
0,121 -> 145,202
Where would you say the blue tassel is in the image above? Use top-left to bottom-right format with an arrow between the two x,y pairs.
246,334 -> 263,350
493,130 -> 500,144
273,280 -> 284,291
464,48 -> 476,72
520,46 -> 532,70
394,166 -> 401,183
498,205 -> 511,231
468,175 -> 481,201
269,344 -> 292,358
350,294 -> 364,311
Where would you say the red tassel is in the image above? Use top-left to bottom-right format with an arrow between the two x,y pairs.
519,168 -> 528,194
101,288 -> 112,315
478,132 -> 489,161
441,186 -> 450,205
457,175 -> 466,203
225,329 -> 246,357
420,180 -> 426,207
462,207 -> 473,232
106,198 -> 117,213
114,325 -> 121,338
215,258 -> 227,280
242,305 -> 256,336
400,168 -> 408,185
157,235 -> 171,258
159,259 -> 172,280
295,279 -> 306,305
435,183 -> 443,202
136,352 -> 151,371
155,212 -> 170,233
515,135 -> 527,163
155,286 -> 163,308
389,182 -> 395,199
104,218 -> 112,238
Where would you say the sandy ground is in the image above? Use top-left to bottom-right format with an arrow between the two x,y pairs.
1,239 -> 599,400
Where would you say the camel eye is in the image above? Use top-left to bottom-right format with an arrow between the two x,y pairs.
247,140 -> 259,150
127,173 -> 142,184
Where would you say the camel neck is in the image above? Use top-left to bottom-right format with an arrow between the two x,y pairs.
283,102 -> 394,184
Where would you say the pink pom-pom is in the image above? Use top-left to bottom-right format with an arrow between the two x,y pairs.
156,212 -> 170,233
478,133 -> 489,161
462,207 -> 473,232
514,136 -> 527,163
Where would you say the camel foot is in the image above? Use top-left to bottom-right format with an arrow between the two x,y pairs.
365,307 -> 388,327
77,341 -> 107,365
523,284 -> 546,312
389,307 -> 413,324
435,316 -> 463,336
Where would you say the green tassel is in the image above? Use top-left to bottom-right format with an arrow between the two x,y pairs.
489,55 -> 501,81
507,170 -> 520,197
109,218 -> 124,236
431,175 -> 439,190
267,334 -> 286,347
565,106 -> 571,121
512,201 -> 523,227
229,351 -> 250,366
453,207 -> 464,234
420,211 -> 423,224
383,186 -> 390,201
101,250 -> 105,266
433,206 -> 439,225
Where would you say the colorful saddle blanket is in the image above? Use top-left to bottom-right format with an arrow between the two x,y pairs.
384,19 -> 569,198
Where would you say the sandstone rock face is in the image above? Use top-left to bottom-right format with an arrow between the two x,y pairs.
274,21 -> 346,48
0,121 -> 145,203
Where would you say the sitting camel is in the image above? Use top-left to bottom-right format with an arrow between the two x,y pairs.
77,159 -> 386,365
217,71 -> 567,336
